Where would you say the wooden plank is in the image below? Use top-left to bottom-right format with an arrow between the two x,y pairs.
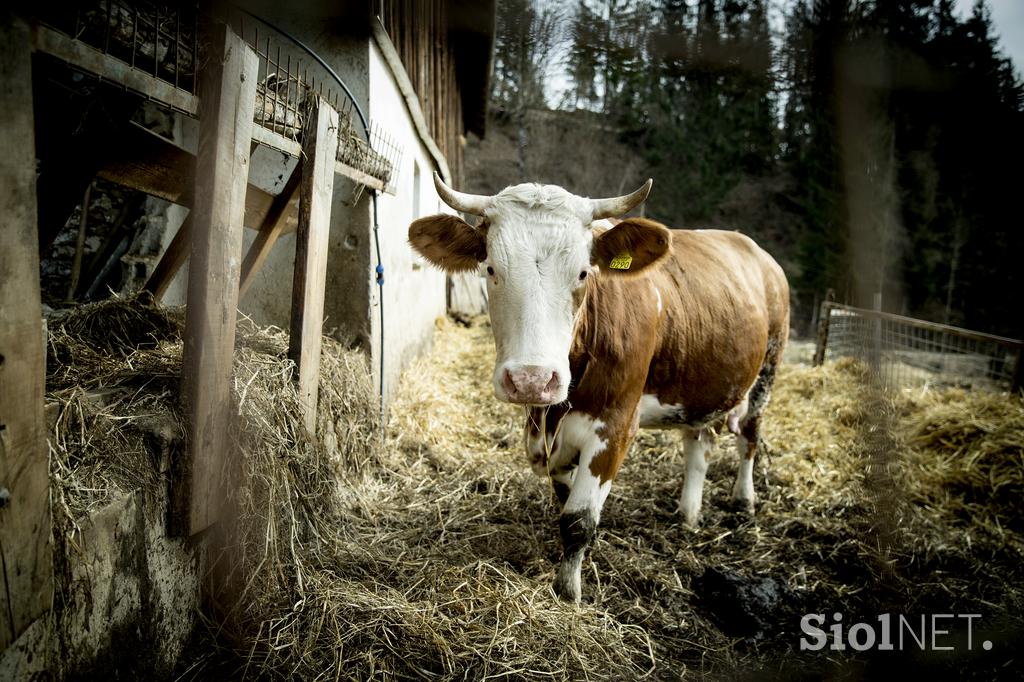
812,301 -> 831,367
176,24 -> 258,536
143,142 -> 258,301
335,160 -> 386,192
98,122 -> 386,227
67,183 -> 92,301
143,213 -> 193,300
239,162 -> 303,298
251,123 -> 302,158
96,121 -> 196,206
289,98 -> 339,434
0,12 -> 51,651
96,121 -> 300,234
253,121 -> 385,191
33,23 -> 198,114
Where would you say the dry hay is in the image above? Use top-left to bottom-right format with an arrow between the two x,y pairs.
208,316 -> 657,680
46,296 -> 183,523
46,302 -> 1024,680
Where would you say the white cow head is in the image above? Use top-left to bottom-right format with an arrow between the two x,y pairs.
409,173 -> 670,405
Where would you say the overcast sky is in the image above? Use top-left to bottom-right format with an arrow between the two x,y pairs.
971,0 -> 1024,76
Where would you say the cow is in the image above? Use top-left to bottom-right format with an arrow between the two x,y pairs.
408,174 -> 790,602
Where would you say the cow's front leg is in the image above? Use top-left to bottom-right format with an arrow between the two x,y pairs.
680,428 -> 711,526
552,413 -> 620,602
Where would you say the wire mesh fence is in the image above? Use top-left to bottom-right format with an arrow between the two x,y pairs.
226,9 -> 403,192
813,302 -> 1022,392
37,1 -> 200,100
37,1 -> 403,191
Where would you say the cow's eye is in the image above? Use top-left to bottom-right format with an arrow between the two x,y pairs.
578,271 -> 588,281
487,265 -> 495,276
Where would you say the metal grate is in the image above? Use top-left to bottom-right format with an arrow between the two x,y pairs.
37,2 -> 404,191
37,1 -> 200,100
229,10 -> 403,192
814,303 -> 1023,392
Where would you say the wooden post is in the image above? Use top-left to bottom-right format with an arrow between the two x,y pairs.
176,24 -> 258,536
0,12 -> 51,650
288,98 -> 339,434
1012,347 -> 1022,394
870,291 -> 883,373
67,183 -> 92,301
812,301 -> 833,367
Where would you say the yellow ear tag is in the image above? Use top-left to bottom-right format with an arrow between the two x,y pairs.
609,253 -> 633,270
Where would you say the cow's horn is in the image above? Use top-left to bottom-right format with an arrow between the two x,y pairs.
433,172 -> 491,216
590,179 -> 653,219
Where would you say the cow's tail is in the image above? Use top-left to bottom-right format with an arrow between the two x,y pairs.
745,326 -> 788,428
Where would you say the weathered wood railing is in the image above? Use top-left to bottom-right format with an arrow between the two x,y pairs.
813,301 -> 1022,393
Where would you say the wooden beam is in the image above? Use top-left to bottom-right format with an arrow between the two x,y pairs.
176,24 -> 258,536
96,122 -> 300,235
251,123 -> 386,191
335,160 -> 386,193
96,121 -> 196,206
0,12 -> 51,651
251,123 -> 301,157
143,143 -> 258,302
33,23 -> 198,115
239,161 -> 303,298
289,98 -> 339,434
143,213 -> 192,300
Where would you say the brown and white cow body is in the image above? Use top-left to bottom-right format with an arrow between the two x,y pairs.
409,175 -> 789,602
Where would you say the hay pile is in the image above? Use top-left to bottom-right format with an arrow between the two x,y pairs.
47,302 -> 1024,679
47,297 -> 183,523
209,316 -> 658,679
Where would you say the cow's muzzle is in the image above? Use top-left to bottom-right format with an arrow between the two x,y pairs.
500,365 -> 562,405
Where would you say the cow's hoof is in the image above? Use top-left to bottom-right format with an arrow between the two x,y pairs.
553,562 -> 582,603
553,577 -> 581,603
730,495 -> 756,516
681,509 -> 702,528
679,500 -> 703,528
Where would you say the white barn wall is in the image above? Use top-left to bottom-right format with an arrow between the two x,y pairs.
367,39 -> 448,408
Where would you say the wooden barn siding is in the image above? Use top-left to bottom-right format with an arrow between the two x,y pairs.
379,0 -> 465,185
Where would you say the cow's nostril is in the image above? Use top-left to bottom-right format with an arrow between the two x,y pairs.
545,371 -> 559,393
503,369 -> 518,396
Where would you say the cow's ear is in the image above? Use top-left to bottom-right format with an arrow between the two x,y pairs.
592,218 -> 671,275
409,215 -> 488,273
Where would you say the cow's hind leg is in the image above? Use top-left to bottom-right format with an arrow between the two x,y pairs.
731,339 -> 782,513
731,416 -> 759,513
